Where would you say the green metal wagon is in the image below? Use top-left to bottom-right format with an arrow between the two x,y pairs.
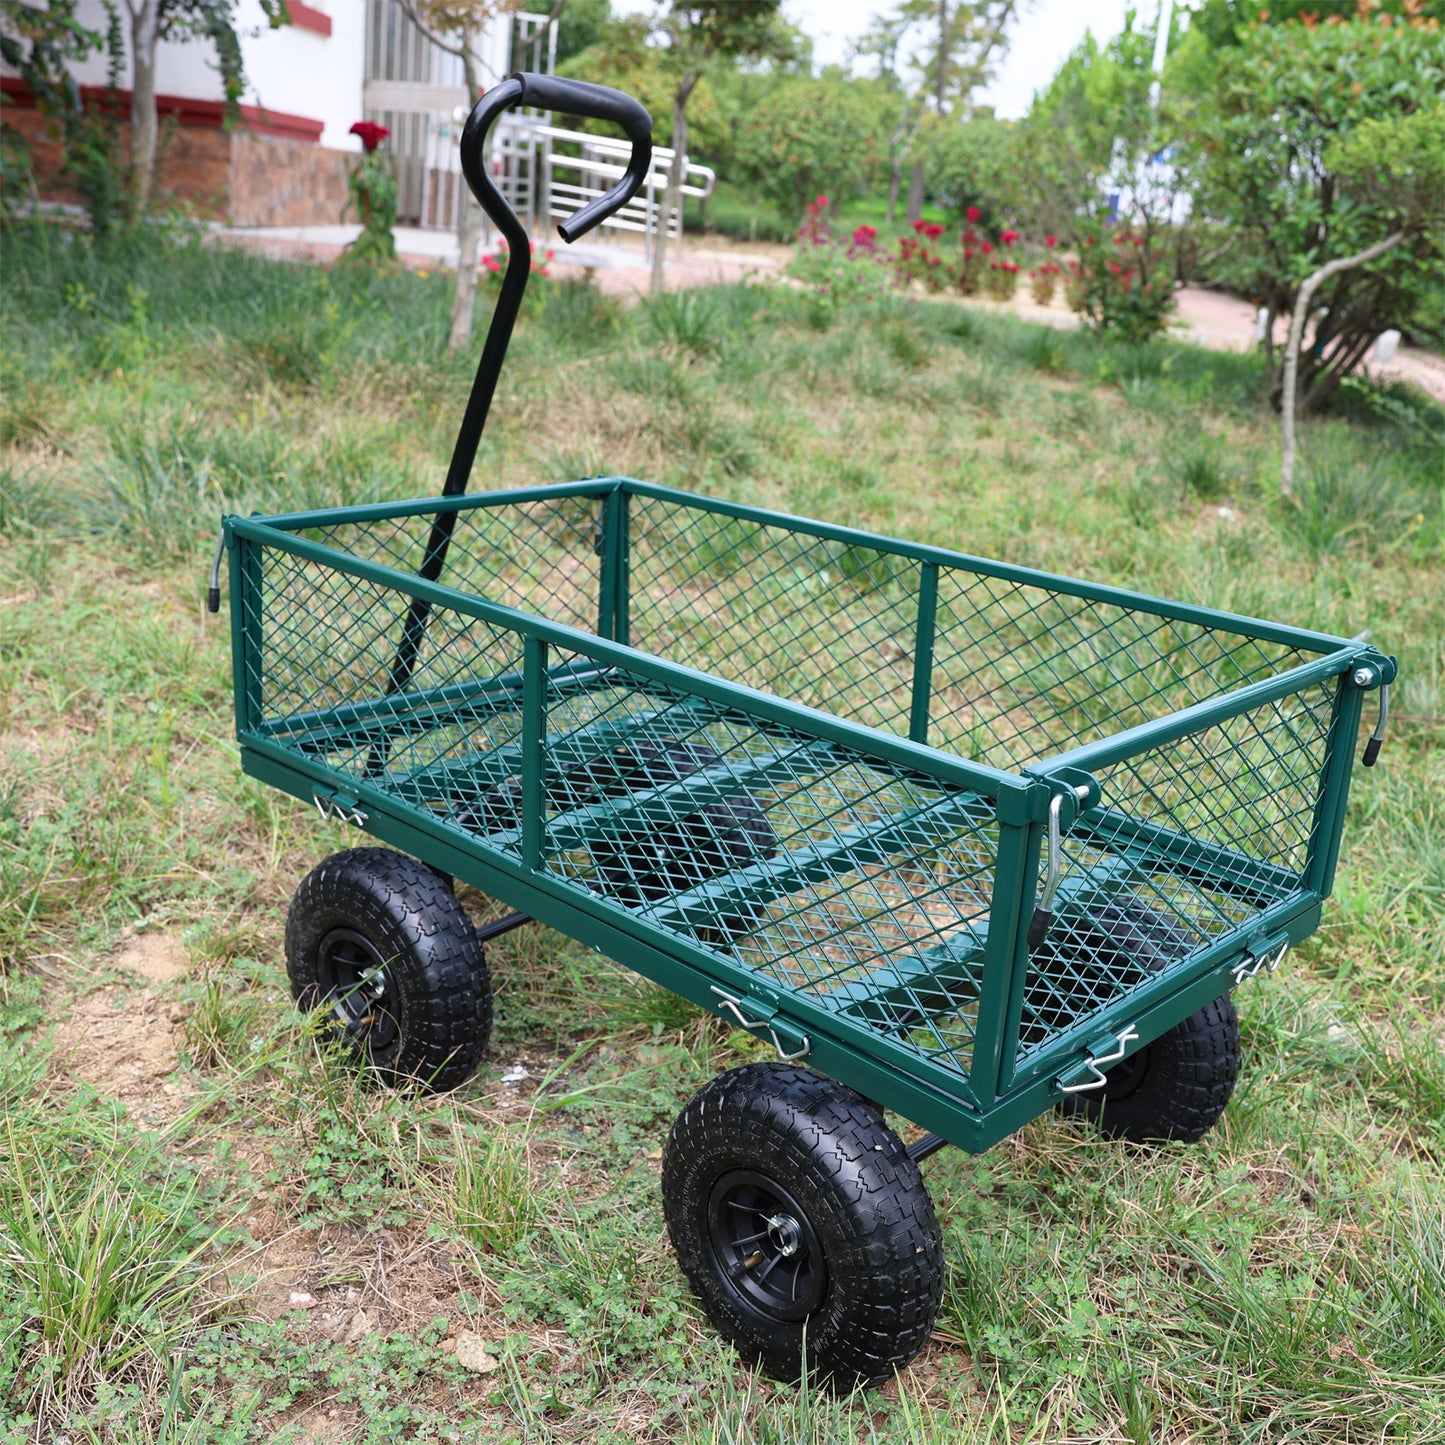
210,76 -> 1395,1385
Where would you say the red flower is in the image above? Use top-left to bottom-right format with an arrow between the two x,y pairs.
1000,229 -> 1019,245
1045,234 -> 1058,247
853,224 -> 878,244
923,222 -> 944,239
815,194 -> 829,207
913,218 -> 927,233
980,241 -> 993,253
966,206 -> 982,223
349,120 -> 390,152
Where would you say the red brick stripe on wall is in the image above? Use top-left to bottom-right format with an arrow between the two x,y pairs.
285,2 -> 333,37
0,76 -> 324,143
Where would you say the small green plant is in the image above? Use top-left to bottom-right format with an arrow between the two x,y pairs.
0,1101 -> 237,1407
1067,221 -> 1175,344
426,1124 -> 543,1257
342,121 -> 397,264
641,287 -> 725,358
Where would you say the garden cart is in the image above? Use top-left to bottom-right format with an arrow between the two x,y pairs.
209,74 -> 1396,1385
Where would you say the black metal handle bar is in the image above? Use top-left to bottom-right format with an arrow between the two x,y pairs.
448,73 -> 652,502
367,77 -> 651,771
468,73 -> 653,244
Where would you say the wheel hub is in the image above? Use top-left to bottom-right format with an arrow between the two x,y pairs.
316,927 -> 399,1053
765,1212 -> 802,1256
707,1169 -> 826,1321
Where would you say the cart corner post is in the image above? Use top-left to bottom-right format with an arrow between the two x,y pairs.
1305,651 -> 1394,901
227,520 -> 265,736
597,483 -> 631,647
966,777 -> 1052,1108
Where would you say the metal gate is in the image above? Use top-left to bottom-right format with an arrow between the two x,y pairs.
360,0 -> 714,257
362,0 -> 554,233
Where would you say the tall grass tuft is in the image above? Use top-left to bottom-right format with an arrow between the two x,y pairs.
0,1102 -> 235,1406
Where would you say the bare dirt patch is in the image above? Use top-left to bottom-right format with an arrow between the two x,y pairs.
115,928 -> 191,984
49,973 -> 196,1125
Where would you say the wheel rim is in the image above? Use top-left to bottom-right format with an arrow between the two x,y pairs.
1099,1044 -> 1151,1101
707,1169 -> 827,1322
316,927 -> 399,1054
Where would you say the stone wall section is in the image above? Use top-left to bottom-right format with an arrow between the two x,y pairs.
229,131 -> 352,227
3,103 -> 351,225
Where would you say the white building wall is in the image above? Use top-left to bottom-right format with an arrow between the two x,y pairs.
242,3 -> 365,151
39,1 -> 364,150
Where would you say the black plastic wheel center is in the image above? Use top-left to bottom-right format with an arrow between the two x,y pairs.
316,927 -> 398,1051
707,1169 -> 826,1321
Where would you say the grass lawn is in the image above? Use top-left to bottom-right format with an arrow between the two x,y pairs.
2,221 -> 1443,1445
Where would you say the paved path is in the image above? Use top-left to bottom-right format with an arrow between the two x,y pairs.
214,222 -> 1444,402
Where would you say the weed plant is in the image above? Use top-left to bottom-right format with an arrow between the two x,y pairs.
0,219 -> 1442,1442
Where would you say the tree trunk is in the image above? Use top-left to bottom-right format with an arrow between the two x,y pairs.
128,0 -> 161,216
651,85 -> 691,296
1280,229 -> 1404,496
886,158 -> 901,223
905,162 -> 925,227
449,51 -> 484,354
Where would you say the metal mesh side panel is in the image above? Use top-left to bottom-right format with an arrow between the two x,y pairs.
305,494 -> 604,636
627,497 -> 924,736
249,536 -> 999,1088
525,665 -> 998,1084
928,569 -> 1316,771
626,496 -> 1317,770
254,547 -> 532,861
1014,678 -> 1339,1059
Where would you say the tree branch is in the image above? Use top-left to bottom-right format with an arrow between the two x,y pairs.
396,0 -> 464,60
1280,227 -> 1405,496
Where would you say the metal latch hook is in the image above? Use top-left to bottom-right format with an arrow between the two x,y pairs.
1056,1026 -> 1140,1095
710,987 -> 811,1063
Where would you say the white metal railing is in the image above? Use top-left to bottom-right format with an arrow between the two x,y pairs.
527,121 -> 715,262
362,2 -> 713,257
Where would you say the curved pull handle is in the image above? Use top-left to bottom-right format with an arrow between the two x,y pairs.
374,75 -> 651,747
459,71 -> 652,245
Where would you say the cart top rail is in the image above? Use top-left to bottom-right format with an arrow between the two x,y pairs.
241,477 -> 1362,662
224,484 -> 1388,800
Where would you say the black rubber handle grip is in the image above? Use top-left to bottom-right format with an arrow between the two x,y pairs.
509,71 -> 652,242
1362,736 -> 1382,767
512,71 -> 651,145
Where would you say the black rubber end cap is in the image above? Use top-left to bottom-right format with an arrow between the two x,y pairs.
207,585 -> 221,614
1026,907 -> 1054,950
1362,736 -> 1382,768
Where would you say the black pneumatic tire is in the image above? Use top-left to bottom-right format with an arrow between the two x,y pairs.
661,1063 -> 943,1385
1059,993 -> 1241,1143
284,848 -> 491,1092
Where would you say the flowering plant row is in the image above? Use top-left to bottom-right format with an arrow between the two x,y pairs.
789,197 -> 1078,309
787,196 -> 1176,339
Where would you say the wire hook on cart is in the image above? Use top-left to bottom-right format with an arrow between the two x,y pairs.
1027,782 -> 1096,949
1056,1026 -> 1140,1095
711,987 -> 811,1063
